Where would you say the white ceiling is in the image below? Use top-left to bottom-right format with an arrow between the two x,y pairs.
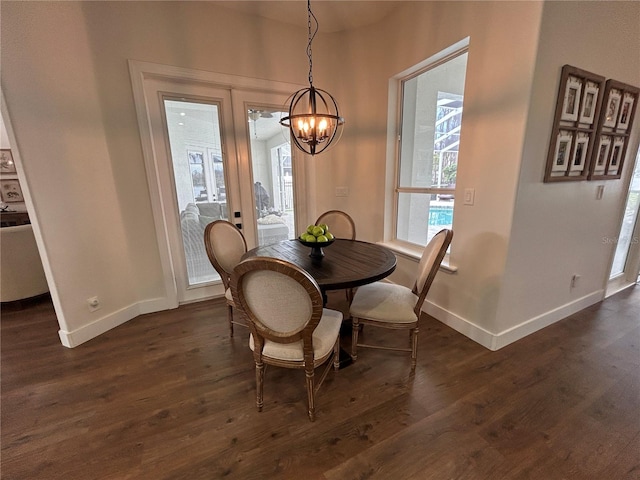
217,1 -> 399,33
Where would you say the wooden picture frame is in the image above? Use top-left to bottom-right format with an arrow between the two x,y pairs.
544,65 -> 605,182
0,149 -> 16,174
0,179 -> 24,203
589,79 -> 639,180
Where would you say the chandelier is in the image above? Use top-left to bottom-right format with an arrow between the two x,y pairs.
280,0 -> 345,156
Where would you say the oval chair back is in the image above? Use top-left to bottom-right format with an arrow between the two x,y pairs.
315,210 -> 356,240
413,228 -> 453,315
203,220 -> 248,336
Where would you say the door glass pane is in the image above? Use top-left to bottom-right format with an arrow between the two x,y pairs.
611,150 -> 640,278
247,108 -> 294,246
164,99 -> 229,286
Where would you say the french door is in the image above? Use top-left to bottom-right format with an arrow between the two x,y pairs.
130,62 -> 308,305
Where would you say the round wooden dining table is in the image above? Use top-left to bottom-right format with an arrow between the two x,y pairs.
242,238 -> 397,292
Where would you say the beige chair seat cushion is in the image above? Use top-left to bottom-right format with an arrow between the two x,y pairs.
350,282 -> 418,324
250,308 -> 343,361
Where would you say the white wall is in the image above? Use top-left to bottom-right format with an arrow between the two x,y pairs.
2,2 -> 140,341
496,1 -> 640,338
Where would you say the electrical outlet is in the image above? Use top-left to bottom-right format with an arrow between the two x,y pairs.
571,274 -> 580,289
87,296 -> 101,312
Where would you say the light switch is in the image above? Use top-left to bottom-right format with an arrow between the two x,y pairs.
335,186 -> 349,197
596,185 -> 604,200
464,188 -> 475,205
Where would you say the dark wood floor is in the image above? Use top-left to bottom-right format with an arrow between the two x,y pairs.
1,286 -> 639,479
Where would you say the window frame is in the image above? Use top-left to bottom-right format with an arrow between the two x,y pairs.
384,38 -> 469,267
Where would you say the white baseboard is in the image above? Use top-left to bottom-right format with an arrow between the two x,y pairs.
424,289 -> 605,351
58,297 -> 173,348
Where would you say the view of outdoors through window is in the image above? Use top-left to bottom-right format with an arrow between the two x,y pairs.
164,99 -> 226,286
610,148 -> 640,279
396,50 -> 467,247
248,109 -> 295,247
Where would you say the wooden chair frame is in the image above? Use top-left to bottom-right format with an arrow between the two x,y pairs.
351,229 -> 453,369
204,220 -> 248,336
315,210 -> 356,240
231,256 -> 340,421
315,210 -> 356,302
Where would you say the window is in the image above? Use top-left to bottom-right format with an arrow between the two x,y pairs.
393,44 -> 468,248
187,150 -> 206,202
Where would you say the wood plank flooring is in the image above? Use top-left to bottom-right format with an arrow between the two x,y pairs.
1,286 -> 639,479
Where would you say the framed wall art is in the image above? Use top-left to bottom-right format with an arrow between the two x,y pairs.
551,130 -> 573,173
544,65 -> 605,182
561,75 -> 582,122
0,179 -> 24,203
592,135 -> 612,176
569,131 -> 590,175
588,79 -> 639,180
0,149 -> 16,174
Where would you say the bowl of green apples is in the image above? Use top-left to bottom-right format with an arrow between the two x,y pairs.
298,223 -> 335,258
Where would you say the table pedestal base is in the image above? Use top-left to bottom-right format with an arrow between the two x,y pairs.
337,347 -> 353,369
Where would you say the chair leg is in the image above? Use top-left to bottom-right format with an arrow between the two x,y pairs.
351,317 -> 359,362
227,305 -> 234,337
410,326 -> 419,370
255,360 -> 264,412
305,366 -> 315,422
333,337 -> 340,371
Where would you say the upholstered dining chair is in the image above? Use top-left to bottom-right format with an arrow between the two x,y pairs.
231,256 -> 342,421
204,220 -> 248,337
315,210 -> 356,240
350,228 -> 453,370
315,210 -> 356,302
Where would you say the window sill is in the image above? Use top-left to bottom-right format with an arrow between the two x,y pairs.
379,240 -> 458,273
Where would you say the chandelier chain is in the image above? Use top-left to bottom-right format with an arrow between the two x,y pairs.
306,0 -> 318,86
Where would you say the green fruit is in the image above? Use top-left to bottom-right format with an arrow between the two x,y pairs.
307,224 -> 315,234
317,235 -> 328,243
305,234 -> 317,242
319,223 -> 329,233
325,232 -> 335,241
312,226 -> 324,237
